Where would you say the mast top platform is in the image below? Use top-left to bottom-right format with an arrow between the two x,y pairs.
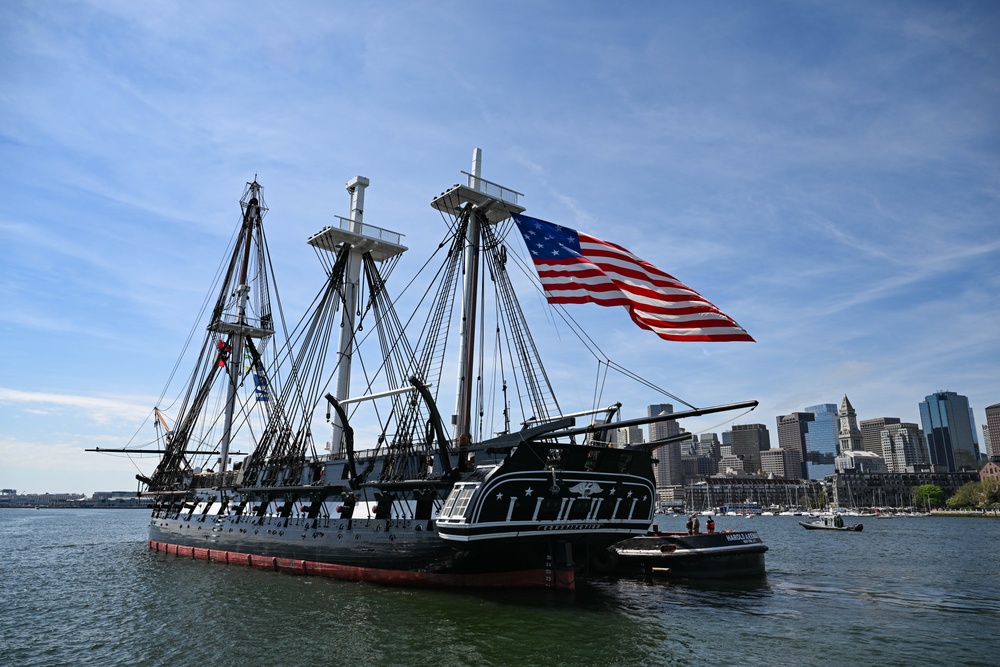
307,216 -> 408,261
431,171 -> 526,224
308,175 -> 407,262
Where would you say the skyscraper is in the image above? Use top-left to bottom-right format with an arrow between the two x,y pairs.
837,395 -> 864,453
696,433 -> 721,461
776,412 -> 813,478
985,403 -> 1000,460
730,424 -> 770,473
648,404 -> 682,487
860,417 -> 901,455
919,391 -> 978,471
803,403 -> 839,479
880,422 -> 928,472
647,404 -> 680,442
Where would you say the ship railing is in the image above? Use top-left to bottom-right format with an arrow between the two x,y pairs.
314,446 -> 384,463
462,171 -> 522,206
335,215 -> 404,246
192,471 -> 238,489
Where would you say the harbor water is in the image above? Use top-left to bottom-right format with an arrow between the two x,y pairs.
1,509 -> 997,666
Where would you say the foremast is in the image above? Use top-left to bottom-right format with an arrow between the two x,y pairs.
147,180 -> 278,493
211,185 -> 272,475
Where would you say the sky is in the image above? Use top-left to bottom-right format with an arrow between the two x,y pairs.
2,1 -> 998,495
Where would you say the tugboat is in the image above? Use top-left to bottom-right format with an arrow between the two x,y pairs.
604,529 -> 768,579
112,149 -> 756,590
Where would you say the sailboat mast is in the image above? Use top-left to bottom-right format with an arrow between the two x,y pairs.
453,148 -> 484,441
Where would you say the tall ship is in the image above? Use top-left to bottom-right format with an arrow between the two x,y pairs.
127,149 -> 756,590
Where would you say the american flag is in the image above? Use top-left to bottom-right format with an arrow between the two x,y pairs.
512,213 -> 754,342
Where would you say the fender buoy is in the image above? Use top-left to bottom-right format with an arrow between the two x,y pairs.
589,548 -> 619,573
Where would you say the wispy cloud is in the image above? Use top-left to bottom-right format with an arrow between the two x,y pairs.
0,388 -> 152,425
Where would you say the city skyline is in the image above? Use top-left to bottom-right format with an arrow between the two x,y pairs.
634,389 -> 987,482
3,2 -> 999,494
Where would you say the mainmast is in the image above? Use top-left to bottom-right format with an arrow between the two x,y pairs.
307,177 -> 407,455
431,148 -> 525,441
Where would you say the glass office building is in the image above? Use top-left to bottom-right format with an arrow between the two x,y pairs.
803,403 -> 839,479
919,391 -> 979,471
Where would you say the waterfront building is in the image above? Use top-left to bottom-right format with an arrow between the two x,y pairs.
837,395 -> 864,453
684,477 -> 826,512
835,450 -> 888,474
776,412 -> 812,478
730,424 -> 771,473
832,470 -> 979,509
0,491 -> 152,508
760,447 -> 803,480
980,460 -> 1000,481
919,391 -> 979,471
803,403 -> 839,479
985,403 -> 1000,460
655,485 -> 685,504
880,423 -> 928,473
860,417 -> 901,455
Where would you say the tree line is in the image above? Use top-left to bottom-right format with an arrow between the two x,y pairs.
913,479 -> 1000,511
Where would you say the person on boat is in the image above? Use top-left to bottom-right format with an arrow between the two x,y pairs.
687,514 -> 700,534
685,515 -> 693,533
706,516 -> 715,533
834,514 -> 844,528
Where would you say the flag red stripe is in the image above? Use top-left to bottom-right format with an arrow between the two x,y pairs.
515,214 -> 754,342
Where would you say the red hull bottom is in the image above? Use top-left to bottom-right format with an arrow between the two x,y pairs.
148,540 -> 575,590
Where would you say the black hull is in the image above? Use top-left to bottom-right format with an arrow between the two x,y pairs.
145,437 -> 659,589
605,531 -> 768,579
147,513 -> 594,575
148,518 -> 579,588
